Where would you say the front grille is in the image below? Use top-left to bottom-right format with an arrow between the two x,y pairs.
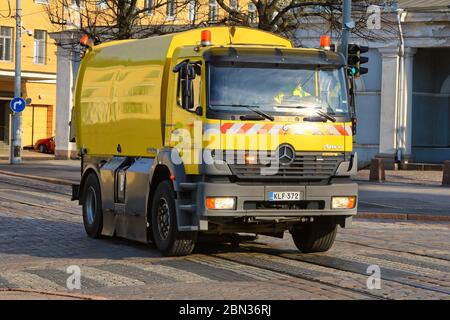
226,152 -> 344,181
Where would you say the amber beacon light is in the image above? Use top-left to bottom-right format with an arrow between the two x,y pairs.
80,34 -> 93,48
201,30 -> 212,46
320,35 -> 331,50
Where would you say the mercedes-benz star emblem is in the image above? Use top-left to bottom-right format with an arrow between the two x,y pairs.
278,144 -> 295,165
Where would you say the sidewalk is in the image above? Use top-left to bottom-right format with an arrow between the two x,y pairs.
0,149 -> 55,161
0,160 -> 448,221
356,169 -> 450,221
356,169 -> 444,186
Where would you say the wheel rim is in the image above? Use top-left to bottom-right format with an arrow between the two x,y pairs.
85,186 -> 97,225
157,197 -> 170,240
39,145 -> 45,152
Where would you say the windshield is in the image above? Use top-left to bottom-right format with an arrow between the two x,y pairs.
208,64 -> 349,116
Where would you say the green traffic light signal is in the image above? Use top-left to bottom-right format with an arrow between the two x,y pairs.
347,44 -> 369,77
347,67 -> 358,76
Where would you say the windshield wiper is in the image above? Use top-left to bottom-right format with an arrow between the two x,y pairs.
212,104 -> 274,122
276,105 -> 336,122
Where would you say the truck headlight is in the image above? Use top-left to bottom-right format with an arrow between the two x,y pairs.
206,197 -> 236,210
332,196 -> 356,209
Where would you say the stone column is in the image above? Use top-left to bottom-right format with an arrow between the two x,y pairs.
49,31 -> 81,159
398,48 -> 417,163
377,47 -> 400,168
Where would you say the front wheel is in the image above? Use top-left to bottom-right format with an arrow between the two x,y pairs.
151,181 -> 197,256
291,217 -> 337,253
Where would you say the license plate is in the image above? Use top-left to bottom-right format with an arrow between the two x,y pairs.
269,191 -> 301,201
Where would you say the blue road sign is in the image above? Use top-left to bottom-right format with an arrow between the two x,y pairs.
10,97 -> 26,113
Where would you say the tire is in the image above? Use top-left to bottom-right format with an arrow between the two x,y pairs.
82,173 -> 103,238
291,217 -> 337,253
151,181 -> 196,256
38,144 -> 47,153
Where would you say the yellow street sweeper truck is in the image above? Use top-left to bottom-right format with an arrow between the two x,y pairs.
72,27 -> 358,256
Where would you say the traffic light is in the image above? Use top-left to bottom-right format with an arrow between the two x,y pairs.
347,44 -> 369,77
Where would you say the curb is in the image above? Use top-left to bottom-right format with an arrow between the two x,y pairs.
0,170 -> 78,186
356,212 -> 450,222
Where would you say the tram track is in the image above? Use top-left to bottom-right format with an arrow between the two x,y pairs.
206,253 -> 388,300
211,243 -> 450,298
335,239 -> 450,263
0,194 -> 79,216
0,173 -> 72,196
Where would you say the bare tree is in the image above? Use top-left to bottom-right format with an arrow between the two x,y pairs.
214,0 -> 398,41
46,0 -> 201,44
46,0 -> 397,47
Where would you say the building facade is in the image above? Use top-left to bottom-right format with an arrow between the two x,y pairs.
0,0 -> 58,150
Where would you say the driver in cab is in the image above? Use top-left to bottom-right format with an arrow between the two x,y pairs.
273,76 -> 315,105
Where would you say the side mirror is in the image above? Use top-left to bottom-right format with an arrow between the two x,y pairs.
193,63 -> 201,76
173,59 -> 189,73
194,106 -> 203,116
174,60 -> 202,111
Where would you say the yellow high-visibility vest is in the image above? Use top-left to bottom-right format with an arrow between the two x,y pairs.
293,87 -> 311,97
274,86 -> 311,104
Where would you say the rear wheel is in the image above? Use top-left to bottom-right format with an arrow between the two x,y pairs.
291,217 -> 337,253
82,173 -> 103,238
151,181 -> 196,256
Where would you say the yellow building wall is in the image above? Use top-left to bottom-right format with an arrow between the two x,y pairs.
0,0 -> 58,146
0,0 -> 57,73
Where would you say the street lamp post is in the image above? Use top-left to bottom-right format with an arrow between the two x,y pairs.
10,0 -> 22,164
341,0 -> 353,60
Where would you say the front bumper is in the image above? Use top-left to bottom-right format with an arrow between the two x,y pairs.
194,181 -> 358,218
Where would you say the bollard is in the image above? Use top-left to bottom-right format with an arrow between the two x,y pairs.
442,160 -> 450,186
369,158 -> 385,182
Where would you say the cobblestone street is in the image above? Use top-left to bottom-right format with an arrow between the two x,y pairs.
0,173 -> 449,300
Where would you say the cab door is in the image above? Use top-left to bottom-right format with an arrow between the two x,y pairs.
167,58 -> 204,174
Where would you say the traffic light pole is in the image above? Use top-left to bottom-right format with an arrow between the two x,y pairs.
10,0 -> 22,164
341,0 -> 352,60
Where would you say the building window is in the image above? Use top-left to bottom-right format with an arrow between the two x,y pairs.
248,3 -> 256,24
35,0 -> 49,4
166,0 -> 176,19
71,0 -> 84,8
0,26 -> 13,62
229,0 -> 238,11
144,0 -> 154,15
208,0 -> 218,23
96,0 -> 108,10
188,0 -> 196,22
34,30 -> 47,65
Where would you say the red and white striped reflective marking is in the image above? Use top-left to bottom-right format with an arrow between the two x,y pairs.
210,123 -> 352,136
